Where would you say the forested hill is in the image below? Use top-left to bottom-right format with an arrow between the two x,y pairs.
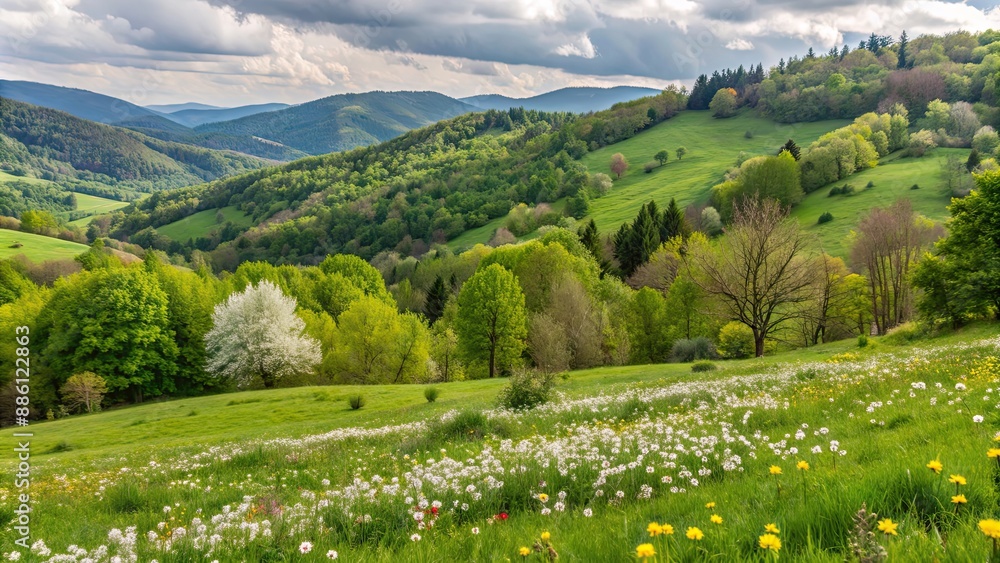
106,90 -> 687,266
0,98 -> 266,196
193,91 -> 478,155
0,79 -> 162,123
461,86 -> 663,113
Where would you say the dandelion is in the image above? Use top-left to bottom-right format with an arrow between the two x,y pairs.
769,465 -> 782,475
686,527 -> 704,541
952,494 -> 968,505
980,519 -> 1000,556
877,518 -> 898,536
636,543 -> 656,559
974,415 -> 985,423
710,514 -> 723,525
472,527 -> 480,535
538,493 -> 549,503
299,542 -> 313,554
926,459 -> 943,474
796,460 -> 809,471
410,533 -> 421,542
326,551 -> 338,560
765,523 -> 780,534
583,508 -> 593,518
949,474 -> 967,492
759,533 -> 781,552
519,546 -> 531,557
705,501 -> 716,509
661,524 -> 674,535
647,522 -> 663,537
541,531 -> 551,541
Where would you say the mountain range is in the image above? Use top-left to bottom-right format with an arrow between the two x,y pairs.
461,86 -> 663,113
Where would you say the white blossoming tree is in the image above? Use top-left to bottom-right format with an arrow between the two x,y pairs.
205,281 -> 321,388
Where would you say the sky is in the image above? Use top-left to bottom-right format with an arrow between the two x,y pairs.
1,0 -> 1000,107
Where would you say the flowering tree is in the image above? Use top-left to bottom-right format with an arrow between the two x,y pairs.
205,281 -> 320,388
60,372 -> 107,413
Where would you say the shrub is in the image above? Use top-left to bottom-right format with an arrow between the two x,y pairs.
692,360 -> 717,372
910,184 -> 920,190
717,321 -> 754,359
424,386 -> 439,403
496,368 -> 555,410
670,337 -> 717,363
881,322 -> 927,345
858,334 -> 869,348
744,130 -> 754,139
866,180 -> 875,189
428,410 -> 509,442
347,394 -> 366,410
818,212 -> 834,224
643,161 -> 658,173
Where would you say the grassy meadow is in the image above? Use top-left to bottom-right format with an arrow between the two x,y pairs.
4,324 -> 1000,561
156,205 -> 254,242
0,228 -> 89,262
66,193 -> 130,227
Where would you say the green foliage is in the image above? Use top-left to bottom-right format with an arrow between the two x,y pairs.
709,88 -> 738,118
670,337 -> 717,362
818,211 -> 834,224
331,295 -> 430,384
423,386 -> 439,403
691,360 -> 717,372
495,368 -> 555,410
712,151 -> 803,219
347,394 -> 366,410
654,150 -> 669,165
717,321 -> 755,359
858,334 -> 869,348
456,263 -> 528,378
643,161 -> 657,173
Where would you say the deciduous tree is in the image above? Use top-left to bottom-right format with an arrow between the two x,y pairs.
456,264 -> 527,378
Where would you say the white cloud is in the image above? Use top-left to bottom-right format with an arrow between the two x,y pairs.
725,38 -> 754,50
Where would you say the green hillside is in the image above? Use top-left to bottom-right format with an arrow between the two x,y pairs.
580,111 -> 849,230
0,227 -> 89,261
66,193 -> 132,225
791,149 -> 966,257
155,205 -> 253,241
3,325 -> 1000,560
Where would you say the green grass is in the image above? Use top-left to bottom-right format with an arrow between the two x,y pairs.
5,323 -> 1000,561
0,170 -> 53,186
791,148 -> 966,257
66,193 -> 131,226
0,227 -> 89,261
448,200 -> 566,251
155,205 -> 253,241
580,110 -> 849,232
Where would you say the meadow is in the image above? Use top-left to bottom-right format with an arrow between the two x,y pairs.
155,206 -> 254,242
3,324 -> 1000,561
65,193 -> 130,227
0,228 -> 89,262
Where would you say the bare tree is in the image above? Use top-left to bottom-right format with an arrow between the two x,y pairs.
60,372 -> 108,413
690,197 -> 816,357
850,199 -> 941,335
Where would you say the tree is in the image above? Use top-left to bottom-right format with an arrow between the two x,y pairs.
456,264 -> 528,378
39,267 -> 178,403
528,312 -> 571,373
967,149 -> 982,172
425,275 -> 449,324
779,139 -> 801,160
690,198 -> 815,357
850,200 -> 939,335
60,372 -> 107,413
655,150 -> 670,166
610,153 -> 629,179
897,30 -> 909,68
709,88 -> 738,118
205,281 -> 321,388
676,147 -> 687,160
700,207 -> 723,236
660,198 -> 689,242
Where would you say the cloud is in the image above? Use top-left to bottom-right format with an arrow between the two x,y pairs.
725,38 -> 754,51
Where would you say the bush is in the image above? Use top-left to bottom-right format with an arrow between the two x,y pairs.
643,161 -> 658,173
691,360 -> 717,372
670,337 -> 717,363
744,130 -> 754,139
910,184 -> 920,190
881,322 -> 927,345
424,386 -> 439,403
866,181 -> 875,189
428,410 -> 509,442
347,394 -> 366,410
858,334 -> 869,348
818,211 -> 834,224
717,321 -> 754,359
496,368 -> 555,410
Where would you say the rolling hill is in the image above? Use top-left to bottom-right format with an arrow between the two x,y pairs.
194,91 -> 476,155
165,103 -> 292,127
0,79 -> 163,123
0,98 -> 266,194
462,86 -> 663,113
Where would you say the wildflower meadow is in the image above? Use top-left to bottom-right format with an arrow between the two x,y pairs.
4,326 -> 1000,561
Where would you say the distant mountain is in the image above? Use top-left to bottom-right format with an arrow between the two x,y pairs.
195,91 -> 476,154
462,86 -> 663,113
146,102 -> 223,113
0,80 -> 164,123
0,98 -> 265,196
165,103 -> 291,127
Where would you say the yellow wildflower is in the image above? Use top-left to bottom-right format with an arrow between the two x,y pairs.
538,493 -> 549,503
980,519 -> 1000,539
765,523 -> 780,534
541,531 -> 551,541
660,524 -> 674,535
926,459 -> 943,474
877,518 -> 898,536
636,543 -> 656,559
796,460 -> 809,471
686,527 -> 704,540
710,514 -> 723,525
759,533 -> 782,552
705,501 -> 716,509
949,474 -> 967,486
952,494 -> 968,504
769,465 -> 782,475
647,522 -> 662,537
519,546 -> 531,557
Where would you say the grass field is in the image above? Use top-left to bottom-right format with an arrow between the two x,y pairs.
5,323 -> 1000,561
66,193 -> 131,226
156,205 -> 253,241
0,228 -> 89,262
791,148 -> 966,257
579,111 -> 849,232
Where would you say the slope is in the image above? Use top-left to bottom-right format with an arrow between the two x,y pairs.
0,79 -> 163,123
165,103 -> 292,127
195,91 -> 476,154
462,86 -> 663,113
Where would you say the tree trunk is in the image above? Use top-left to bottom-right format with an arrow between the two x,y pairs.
261,372 -> 275,388
754,331 -> 765,358
488,345 -> 496,378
